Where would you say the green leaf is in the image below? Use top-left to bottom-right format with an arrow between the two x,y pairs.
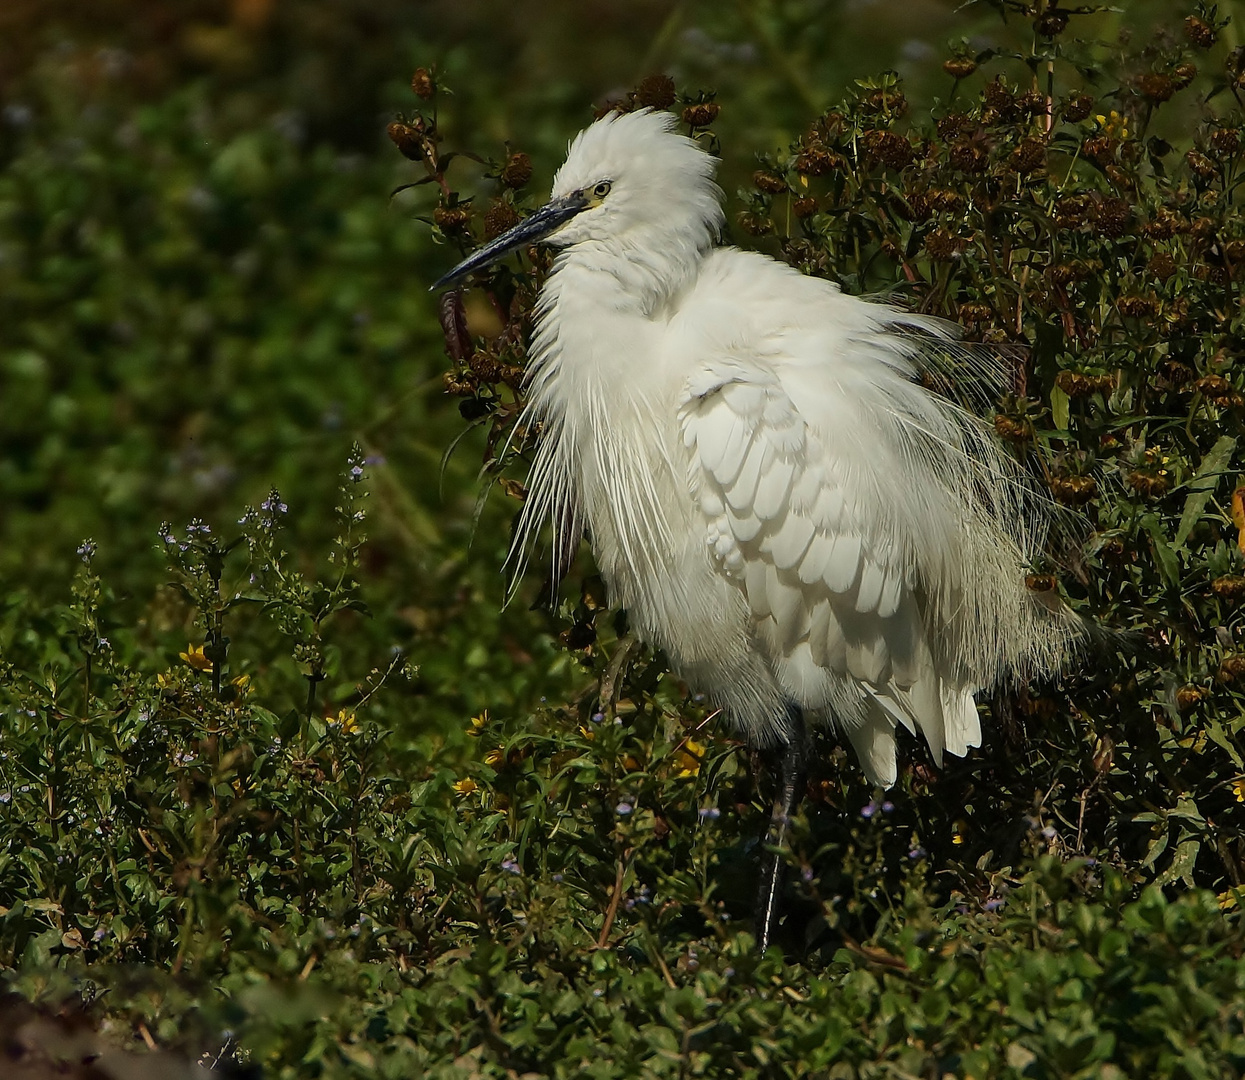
1140,514 -> 1180,588
1050,383 -> 1070,432
1174,435 -> 1237,548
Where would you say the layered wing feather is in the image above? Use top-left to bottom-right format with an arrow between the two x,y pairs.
676,254 -> 1074,785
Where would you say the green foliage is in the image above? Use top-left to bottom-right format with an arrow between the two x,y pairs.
3,1 -> 1245,1077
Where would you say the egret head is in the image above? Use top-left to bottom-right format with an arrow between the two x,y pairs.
432,109 -> 723,291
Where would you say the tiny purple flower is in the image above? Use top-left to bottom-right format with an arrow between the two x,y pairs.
615,802 -> 633,816
861,799 -> 879,819
501,857 -> 521,875
698,807 -> 720,821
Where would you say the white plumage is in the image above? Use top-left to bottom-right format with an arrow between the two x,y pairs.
437,107 -> 1079,789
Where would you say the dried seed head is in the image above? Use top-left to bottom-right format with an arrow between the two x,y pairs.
1172,63 -> 1197,88
1025,573 -> 1057,592
1009,136 -> 1047,174
736,211 -> 772,236
1083,135 -> 1117,166
1185,15 -> 1217,48
865,130 -> 914,169
1175,685 -> 1207,711
860,86 -> 907,117
1187,149 -> 1218,179
753,170 -> 788,194
387,120 -> 424,161
411,67 -> 435,99
467,350 -> 502,383
949,139 -> 989,174
635,74 -> 677,110
1126,469 -> 1169,497
943,57 -> 978,79
1049,474 -> 1098,505
993,414 -> 1030,443
500,152 -> 533,189
682,102 -> 720,128
958,301 -> 993,325
792,196 -> 819,219
1062,93 -> 1093,122
982,77 -> 1017,117
793,146 -> 840,176
1134,72 -> 1176,103
483,200 -> 520,241
1095,196 -> 1132,238
924,228 -> 968,261
433,204 -> 472,234
1053,194 -> 1095,230
927,188 -> 966,214
1213,576 -> 1245,602
1117,295 -> 1159,318
1193,375 -> 1245,408
1143,207 -> 1185,240
1210,127 -> 1241,158
1148,252 -> 1177,281
937,112 -> 971,139
1219,655 -> 1245,682
1035,9 -> 1069,37
443,369 -> 479,396
1016,91 -> 1047,117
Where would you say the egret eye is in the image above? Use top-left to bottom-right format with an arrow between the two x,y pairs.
591,181 -> 612,199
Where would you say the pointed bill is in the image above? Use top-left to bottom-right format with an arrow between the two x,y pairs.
430,192 -> 589,290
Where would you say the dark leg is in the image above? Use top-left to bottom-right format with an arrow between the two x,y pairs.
754,705 -> 808,952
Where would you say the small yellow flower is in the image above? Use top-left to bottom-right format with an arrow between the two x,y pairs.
179,644 -> 213,671
1232,778 -> 1245,804
468,710 -> 489,735
484,747 -> 505,768
675,737 -> 707,778
231,674 -> 252,695
453,778 -> 478,796
1219,890 -> 1241,911
577,725 -> 596,741
156,673 -> 173,689
952,820 -> 967,845
331,709 -> 359,734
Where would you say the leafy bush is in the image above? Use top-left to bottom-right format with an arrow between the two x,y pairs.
3,2 -> 1245,1078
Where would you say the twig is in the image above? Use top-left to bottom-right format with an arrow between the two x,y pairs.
597,851 -> 628,948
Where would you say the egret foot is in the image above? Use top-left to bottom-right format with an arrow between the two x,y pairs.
754,706 -> 808,953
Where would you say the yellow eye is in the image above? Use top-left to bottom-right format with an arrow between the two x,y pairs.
592,181 -> 612,199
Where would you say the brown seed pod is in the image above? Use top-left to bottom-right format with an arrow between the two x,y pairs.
1095,196 -> 1132,238
792,197 -> 819,219
1118,295 -> 1159,318
635,74 -> 677,110
1185,15 -> 1217,48
1047,263 -> 1086,287
943,57 -> 978,79
1193,375 -> 1245,408
793,146 -> 842,176
1187,149 -> 1218,179
1053,194 -> 1095,230
753,170 -> 788,194
959,301 -> 993,325
1062,93 -> 1093,122
737,211 -> 772,236
1055,370 -> 1098,398
387,120 -> 425,161
1218,655 -> 1245,682
1025,573 -> 1057,592
1083,135 -> 1117,166
442,369 -> 479,396
1016,91 -> 1047,118
1050,473 -> 1100,505
860,87 -> 907,117
1143,207 -> 1185,240
500,152 -> 533,189
1148,252 -> 1177,281
1035,9 -> 1069,37
949,139 -> 989,174
993,414 -> 1030,443
926,188 -> 966,214
467,350 -> 502,383
865,130 -> 914,169
682,102 -> 720,128
1172,63 -> 1197,88
1213,576 -> 1245,602
434,204 -> 472,234
924,228 -> 968,261
1175,685 -> 1207,711
483,200 -> 520,240
1209,127 -> 1241,158
1126,470 -> 1169,497
411,68 -> 435,99
937,112 -> 972,138
1134,72 -> 1176,103
982,77 -> 1018,118
1009,136 -> 1047,175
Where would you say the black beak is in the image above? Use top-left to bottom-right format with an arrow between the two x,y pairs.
430,192 -> 589,290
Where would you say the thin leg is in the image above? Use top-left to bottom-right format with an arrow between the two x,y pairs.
754,705 -> 808,952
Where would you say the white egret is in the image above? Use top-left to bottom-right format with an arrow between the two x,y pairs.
433,108 -> 1080,949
